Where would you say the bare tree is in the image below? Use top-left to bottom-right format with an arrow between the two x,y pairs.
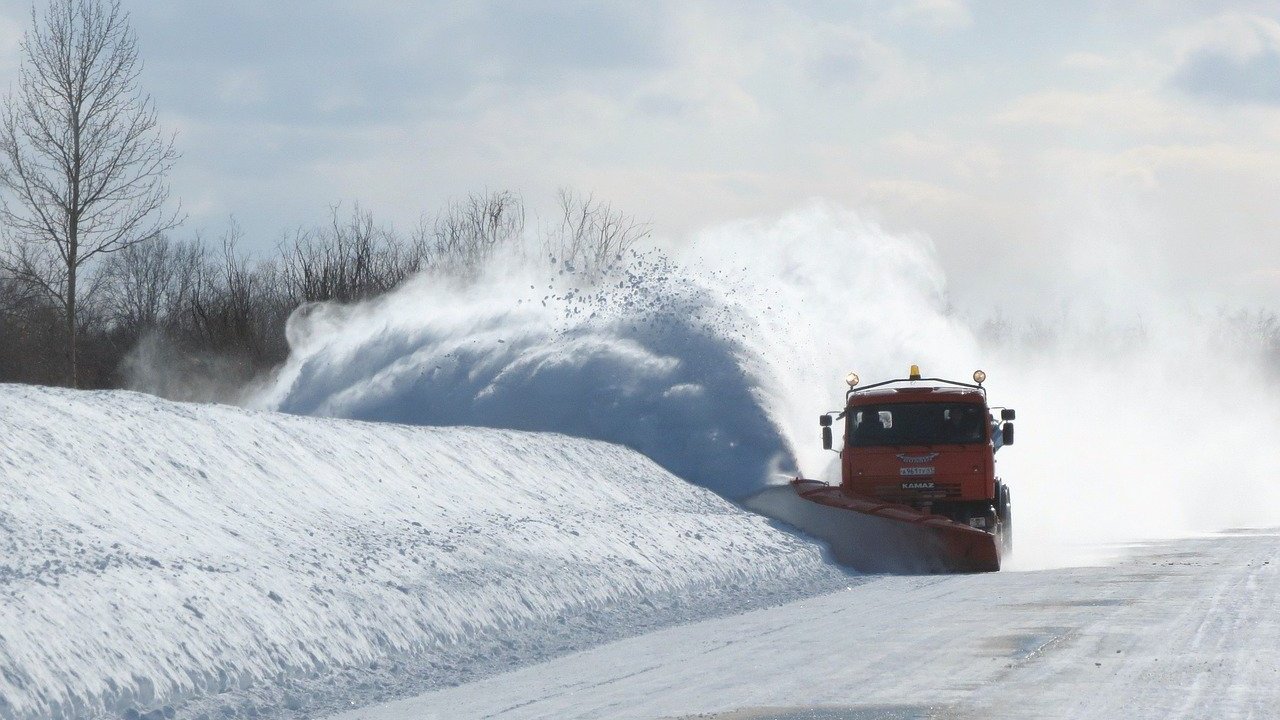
99,234 -> 174,333
281,204 -> 408,304
548,188 -> 649,282
0,0 -> 180,386
420,190 -> 525,277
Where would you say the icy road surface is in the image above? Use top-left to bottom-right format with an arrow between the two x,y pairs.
334,530 -> 1280,720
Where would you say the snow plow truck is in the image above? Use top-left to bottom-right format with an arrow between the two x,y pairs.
778,366 -> 1016,573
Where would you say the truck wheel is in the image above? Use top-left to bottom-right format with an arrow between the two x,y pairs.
999,485 -> 1013,555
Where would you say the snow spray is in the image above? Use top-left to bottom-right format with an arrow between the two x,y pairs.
252,249 -> 792,498
254,203 -> 1280,570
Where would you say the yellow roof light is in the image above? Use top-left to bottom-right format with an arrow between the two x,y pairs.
845,372 -> 860,387
973,369 -> 987,385
909,364 -> 921,380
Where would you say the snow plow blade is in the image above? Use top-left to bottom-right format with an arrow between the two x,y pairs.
745,479 -> 1001,574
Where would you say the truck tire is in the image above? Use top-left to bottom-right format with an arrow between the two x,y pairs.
999,485 -> 1013,555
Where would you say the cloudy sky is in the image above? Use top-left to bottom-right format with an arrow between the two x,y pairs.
0,0 -> 1276,311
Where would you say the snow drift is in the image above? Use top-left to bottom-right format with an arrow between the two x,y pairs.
0,384 -> 841,719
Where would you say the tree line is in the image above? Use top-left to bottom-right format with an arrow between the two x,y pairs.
0,189 -> 649,392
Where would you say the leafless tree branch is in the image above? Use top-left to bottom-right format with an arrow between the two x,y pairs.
0,0 -> 182,386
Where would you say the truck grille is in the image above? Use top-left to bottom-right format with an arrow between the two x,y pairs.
874,482 -> 963,500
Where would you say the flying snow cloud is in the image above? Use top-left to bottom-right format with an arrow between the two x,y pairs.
255,203 -> 1280,568
255,252 -> 790,498
254,204 -> 969,499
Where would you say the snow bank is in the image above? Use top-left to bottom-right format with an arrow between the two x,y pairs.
0,384 -> 840,719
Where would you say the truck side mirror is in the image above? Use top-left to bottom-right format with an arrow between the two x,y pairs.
1001,408 -> 1016,421
819,414 -> 832,427
822,426 -> 833,450
1002,422 -> 1014,445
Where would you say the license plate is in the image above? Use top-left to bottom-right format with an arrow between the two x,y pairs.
899,466 -> 936,477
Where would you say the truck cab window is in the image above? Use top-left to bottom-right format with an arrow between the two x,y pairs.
847,403 -> 986,447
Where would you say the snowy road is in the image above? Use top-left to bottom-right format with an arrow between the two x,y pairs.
334,530 -> 1280,720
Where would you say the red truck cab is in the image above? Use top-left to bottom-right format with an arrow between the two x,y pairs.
820,367 -> 1015,552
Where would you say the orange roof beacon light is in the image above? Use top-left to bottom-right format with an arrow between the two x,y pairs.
909,364 -> 922,380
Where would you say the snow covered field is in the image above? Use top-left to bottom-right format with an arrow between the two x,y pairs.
0,384 -> 844,720
335,529 -> 1280,720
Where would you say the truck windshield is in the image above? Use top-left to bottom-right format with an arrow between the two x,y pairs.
846,403 -> 988,447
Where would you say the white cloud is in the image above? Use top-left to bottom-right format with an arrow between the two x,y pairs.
886,0 -> 972,32
799,23 -> 930,102
861,178 -> 975,214
1168,14 -> 1280,104
993,90 -> 1214,136
1038,142 -> 1280,191
1243,266 -> 1280,289
1059,51 -> 1125,73
878,132 -> 1003,181
1167,12 -> 1280,60
215,69 -> 267,107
